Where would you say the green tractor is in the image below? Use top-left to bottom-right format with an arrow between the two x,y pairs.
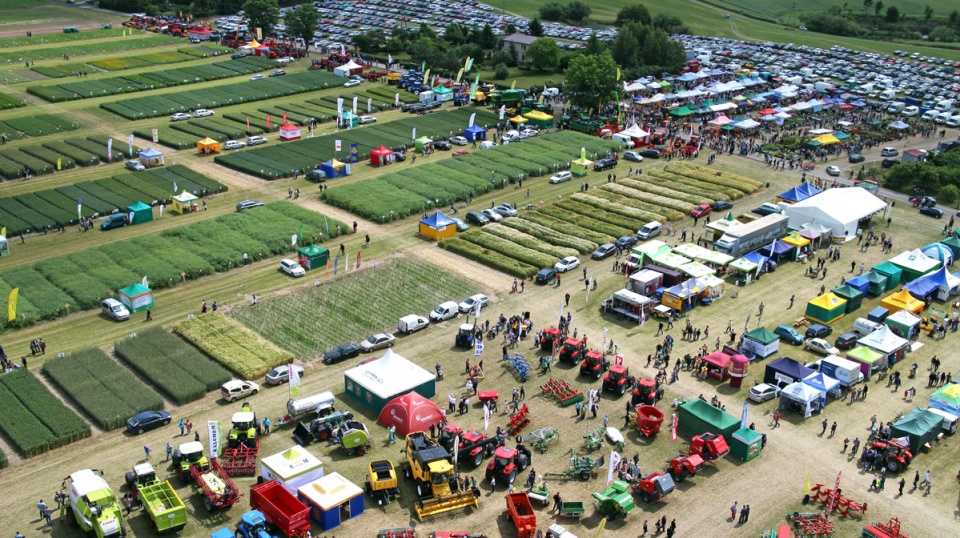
172,441 -> 208,482
228,402 -> 260,449
592,480 -> 636,520
63,469 -> 127,538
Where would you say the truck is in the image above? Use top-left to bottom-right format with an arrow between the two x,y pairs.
365,460 -> 400,504
713,213 -> 789,258
279,391 -> 336,425
172,441 -> 241,511
124,463 -> 187,534
249,480 -> 311,538
402,432 -> 480,520
817,355 -> 865,387
63,469 -> 127,538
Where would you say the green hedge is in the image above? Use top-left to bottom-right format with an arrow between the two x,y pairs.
0,371 -> 91,457
665,163 -> 762,193
537,206 -> 634,239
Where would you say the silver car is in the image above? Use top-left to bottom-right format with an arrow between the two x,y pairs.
101,298 -> 130,321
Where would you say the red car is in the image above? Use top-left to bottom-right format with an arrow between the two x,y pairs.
452,150 -> 470,157
691,204 -> 711,218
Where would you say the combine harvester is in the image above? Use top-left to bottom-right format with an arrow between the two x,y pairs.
402,432 -> 480,520
62,469 -> 127,538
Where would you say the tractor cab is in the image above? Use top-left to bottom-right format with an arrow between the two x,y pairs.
229,411 -> 258,448
128,462 -> 157,487
870,437 -> 913,472
579,349 -> 610,379
438,424 -> 484,448
632,377 -> 664,406
455,323 -> 476,348
486,445 -> 531,485
173,441 -> 208,480
602,360 -> 634,396
540,326 -> 561,352
558,338 -> 585,364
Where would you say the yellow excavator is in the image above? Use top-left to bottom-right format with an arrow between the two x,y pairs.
401,431 -> 480,520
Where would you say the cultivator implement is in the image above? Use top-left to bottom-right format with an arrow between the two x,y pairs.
220,444 -> 258,477
540,378 -> 583,406
863,517 -> 909,538
506,405 -> 530,436
545,449 -> 603,481
378,528 -> 416,538
789,512 -> 836,536
502,352 -> 531,381
583,427 -> 604,452
809,484 -> 867,518
523,427 -> 560,454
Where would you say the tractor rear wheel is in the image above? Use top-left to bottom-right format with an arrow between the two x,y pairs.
472,452 -> 483,467
595,370 -> 602,380
508,469 -> 517,484
886,459 -> 901,473
579,470 -> 591,481
319,430 -> 330,440
618,384 -> 626,396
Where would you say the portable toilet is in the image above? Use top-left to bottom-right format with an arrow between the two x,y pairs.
729,427 -> 762,461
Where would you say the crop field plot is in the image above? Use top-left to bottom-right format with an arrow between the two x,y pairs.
0,35 -> 181,64
114,327 -> 232,405
28,55 -> 276,103
176,313 -> 294,380
0,92 -> 26,110
166,116 -> 266,144
0,164 -> 219,235
43,348 -> 164,431
85,48 -> 219,71
214,107 -> 500,180
0,27 -> 130,49
0,371 -> 90,457
232,258 -> 477,360
0,113 -> 78,139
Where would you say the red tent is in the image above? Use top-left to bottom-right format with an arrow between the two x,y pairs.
369,145 -> 394,167
378,392 -> 443,436
702,350 -> 731,381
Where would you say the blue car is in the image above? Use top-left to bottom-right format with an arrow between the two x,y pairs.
126,410 -> 171,435
774,325 -> 804,345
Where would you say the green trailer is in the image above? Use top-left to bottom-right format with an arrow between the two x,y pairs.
591,480 -> 635,520
125,462 -> 188,534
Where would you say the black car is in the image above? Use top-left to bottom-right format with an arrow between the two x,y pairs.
848,154 -> 865,163
465,210 -> 489,226
393,152 -> 406,162
535,268 -> 558,285
126,410 -> 171,435
712,200 -> 733,211
306,170 -> 326,182
920,206 -> 943,218
593,158 -> 617,171
400,102 -> 419,112
835,332 -> 859,350
615,235 -> 637,250
323,342 -> 362,364
640,148 -> 661,159
805,323 -> 833,339
434,140 -> 452,151
591,243 -> 617,260
881,158 -> 900,168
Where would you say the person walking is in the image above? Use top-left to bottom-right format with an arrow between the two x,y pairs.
262,417 -> 271,435
37,499 -> 47,519
830,421 -> 838,437
898,477 -> 905,495
143,445 -> 151,461
821,418 -> 828,435
552,492 -> 562,512
178,418 -> 185,436
165,443 -> 172,462
730,501 -> 738,521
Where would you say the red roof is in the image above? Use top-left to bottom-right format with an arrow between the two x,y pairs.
378,392 -> 443,437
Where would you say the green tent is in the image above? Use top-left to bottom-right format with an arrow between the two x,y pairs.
297,245 -> 329,271
118,283 -> 154,313
729,427 -> 763,461
805,292 -> 847,324
742,327 -> 779,359
862,270 -> 889,297
669,106 -> 694,116
126,201 -> 153,225
941,235 -> 960,260
677,399 -> 739,438
872,261 -> 903,291
340,111 -> 358,128
832,284 -> 863,313
414,136 -> 433,153
846,346 -> 884,378
890,407 -> 944,454
522,110 -> 554,128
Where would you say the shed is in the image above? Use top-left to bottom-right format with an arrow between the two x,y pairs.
344,349 -> 435,413
279,123 -> 301,141
603,288 -> 651,322
763,357 -> 814,387
872,261 -> 903,291
857,325 -> 909,365
126,201 -> 153,225
340,112 -> 358,128
369,145 -> 394,167
296,245 -> 329,271
118,283 -> 154,313
197,137 -> 220,154
742,327 -> 780,359
464,124 -> 486,141
628,269 -> 662,296
880,288 -> 924,315
929,383 -> 960,415
522,110 -> 554,128
729,427 -> 763,461
662,280 -> 704,312
170,192 -> 198,214
642,264 -> 682,287
138,147 -> 164,166
861,270 -> 888,297
297,473 -> 364,531
921,243 -> 953,267
890,407 -> 944,454
889,249 -> 941,281
419,211 -> 457,241
676,399 -> 739,438
260,445 -> 324,495
804,293 -> 847,324
377,391 -> 443,437
845,346 -> 886,378
831,284 -> 863,313
885,310 -> 922,340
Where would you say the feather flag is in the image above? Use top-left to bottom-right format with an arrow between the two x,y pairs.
412,127 -> 416,140
352,96 -> 358,113
468,113 -> 476,128
173,181 -> 178,193
483,400 -> 490,431
387,53 -> 393,66
128,134 -> 134,157
107,138 -> 113,162
804,468 -> 811,496
465,57 -> 474,73
510,80 -> 516,90
282,111 -> 287,124
367,98 -> 372,113
77,197 -> 82,219
246,117 -> 250,130
326,257 -> 330,277
266,114 -> 271,129
606,450 -> 620,486
617,67 -> 622,81
334,256 -> 339,276
141,276 -> 149,287
395,93 -> 400,107
355,251 -> 361,269
255,27 -> 262,41
671,414 -> 678,441
499,105 -> 505,120
57,158 -> 61,171
7,287 -> 19,322
289,362 -> 301,397
422,69 -> 430,86
421,61 -> 426,73
475,339 -> 484,356
456,68 -> 464,84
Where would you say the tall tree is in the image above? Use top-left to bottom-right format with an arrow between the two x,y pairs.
885,5 -> 899,22
566,1 -> 592,24
539,2 -> 568,22
615,4 -> 652,26
477,24 -> 498,51
924,4 -> 934,21
564,52 -> 619,109
875,1 -> 884,16
583,32 -> 605,55
529,17 -> 544,37
242,0 -> 280,37
611,22 -> 641,72
525,38 -> 562,71
285,3 -> 319,46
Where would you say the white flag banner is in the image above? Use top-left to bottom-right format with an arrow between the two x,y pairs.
499,105 -> 506,120
474,340 -> 484,356
289,362 -> 301,398
367,98 -> 372,113
141,275 -> 148,287
412,127 -> 416,141
207,421 -> 221,459
388,53 -> 393,66
469,112 -> 476,127
483,403 -> 490,431
337,98 -> 344,115
352,96 -> 358,113
291,234 -> 298,246
395,93 -> 400,107
606,450 -> 621,486
107,138 -> 113,161
173,182 -> 178,193
335,139 -> 342,151
128,134 -> 134,156
453,434 -> 459,468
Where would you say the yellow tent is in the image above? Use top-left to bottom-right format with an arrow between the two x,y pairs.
782,232 -> 810,249
509,115 -> 528,125
805,292 -> 847,324
197,137 -> 220,154
522,110 -> 554,128
880,288 -> 925,314
171,192 -> 199,214
244,39 -> 261,48
812,133 -> 840,145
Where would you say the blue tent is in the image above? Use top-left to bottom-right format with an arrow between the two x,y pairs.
845,275 -> 870,294
803,371 -> 840,395
796,183 -> 821,198
320,159 -> 347,178
758,240 -> 795,261
763,357 -> 815,386
464,124 -> 486,142
904,275 -> 940,301
851,99 -> 868,107
741,250 -> 769,267
777,187 -> 804,203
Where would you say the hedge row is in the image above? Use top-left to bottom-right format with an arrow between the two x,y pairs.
439,237 -> 537,279
601,182 -> 694,214
615,178 -> 712,206
175,313 -> 294,380
521,211 -> 615,245
590,188 -> 684,220
537,205 -> 635,239
44,349 -> 163,431
0,34 -> 180,63
88,50 -> 196,71
114,327 -> 232,404
0,371 -> 91,457
0,27 -> 130,48
481,223 -> 579,259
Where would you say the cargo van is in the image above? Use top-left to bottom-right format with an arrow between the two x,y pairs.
879,89 -> 897,101
429,301 -> 460,322
922,109 -> 940,121
637,221 -> 662,240
817,356 -> 865,387
926,408 -> 959,434
611,133 -> 636,148
935,99 -> 954,111
398,314 -> 429,334
285,391 -> 336,420
852,317 -> 883,337
902,105 -> 920,117
946,115 -> 960,128
886,102 -> 905,114
935,111 -> 953,124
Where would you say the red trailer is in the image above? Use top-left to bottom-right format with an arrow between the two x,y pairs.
250,480 -> 311,538
191,459 -> 241,511
505,492 -> 536,538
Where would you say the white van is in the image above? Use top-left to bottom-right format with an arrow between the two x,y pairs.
927,408 -> 959,434
886,102 -> 905,114
429,301 -> 460,322
922,109 -> 940,121
398,314 -> 429,334
935,111 -> 953,124
611,133 -> 636,148
879,89 -> 897,101
946,115 -> 960,128
935,99 -> 954,111
902,105 -> 920,117
851,317 -> 883,337
637,221 -> 663,240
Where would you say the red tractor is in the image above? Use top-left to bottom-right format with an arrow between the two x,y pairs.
579,349 -> 610,379
558,338 -> 585,364
602,363 -> 635,396
632,471 -> 676,503
436,424 -> 499,467
485,445 -> 532,487
666,453 -> 704,483
631,377 -> 664,406
869,438 -> 913,473
540,326 -> 561,352
688,432 -> 730,461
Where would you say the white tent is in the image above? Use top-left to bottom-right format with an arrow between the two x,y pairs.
734,118 -> 761,129
890,249 -> 941,278
260,445 -> 324,494
782,187 -> 886,241
343,348 -> 435,412
779,382 -> 822,417
333,59 -> 363,77
620,123 -> 650,139
857,325 -> 908,362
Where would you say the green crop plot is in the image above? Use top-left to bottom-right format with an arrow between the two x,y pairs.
0,35 -> 180,64
0,92 -> 26,110
0,371 -> 91,457
176,313 -> 294,380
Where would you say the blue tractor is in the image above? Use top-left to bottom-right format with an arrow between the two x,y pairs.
234,510 -> 277,538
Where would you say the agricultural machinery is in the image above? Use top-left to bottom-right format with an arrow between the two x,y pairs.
124,463 -> 187,534
436,424 -> 499,467
632,471 -> 676,503
631,377 -> 664,406
502,352 -> 531,382
591,480 -> 636,520
522,427 -> 560,454
228,402 -> 260,449
402,432 -> 480,520
365,460 -> 400,505
333,419 -> 372,456
868,438 -> 913,472
602,361 -> 635,396
505,492 -> 537,538
583,427 -> 604,452
455,324 -> 475,348
249,480 -> 310,538
635,405 -> 665,437
292,410 -> 353,445
545,449 -> 604,481
62,469 -> 127,538
863,517 -> 909,538
540,378 -> 583,406
689,432 -> 730,461
540,326 -> 561,352
234,510 -> 278,538
666,453 -> 705,483
579,349 -> 610,379
172,441 -> 241,511
486,445 -> 532,486
558,338 -> 585,364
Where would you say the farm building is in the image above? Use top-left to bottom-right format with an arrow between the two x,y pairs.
343,349 -> 435,413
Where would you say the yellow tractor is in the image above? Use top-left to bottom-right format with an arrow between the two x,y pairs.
401,432 -> 480,520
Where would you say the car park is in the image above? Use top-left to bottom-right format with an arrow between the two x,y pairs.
449,136 -> 468,145
430,301 -> 460,322
623,151 -> 644,162
101,298 -> 130,321
826,165 -> 841,176
480,209 -> 502,222
344,79 -> 361,87
279,258 -> 306,277
265,365 -> 304,385
835,332 -> 859,350
593,158 -> 617,171
193,109 -> 214,117
465,211 -> 489,226
224,140 -> 246,150
549,171 -> 572,184
458,293 -> 489,313
920,206 -> 944,218
247,135 -> 268,146
125,160 -> 145,172
691,204 -> 711,217
748,383 -> 780,403
100,213 -> 128,231
221,379 -> 260,402
592,243 -> 617,260
398,314 -> 429,334
360,333 -> 396,352
358,115 -> 377,124
126,410 -> 171,435
712,200 -> 733,211
805,323 -> 833,339
323,343 -> 362,364
535,268 -> 558,285
170,112 -> 191,121
554,256 -> 580,273
774,324 -> 805,345
805,338 -> 840,356
236,200 -> 265,211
